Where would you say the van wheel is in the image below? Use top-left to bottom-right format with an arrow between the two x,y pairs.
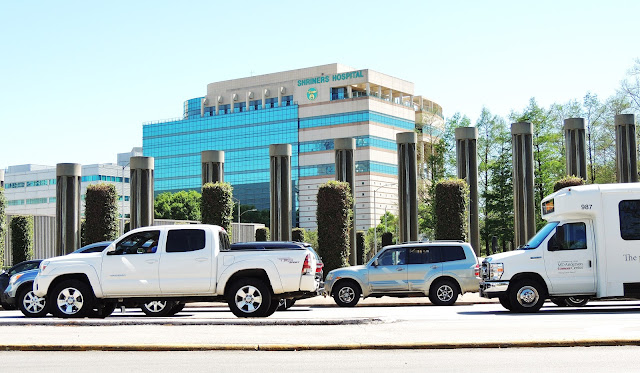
141,300 -> 176,317
50,280 -> 94,318
429,279 -> 459,306
227,278 -> 273,318
499,296 -> 513,311
552,297 -> 589,307
18,288 -> 48,318
333,281 -> 361,307
509,279 -> 546,313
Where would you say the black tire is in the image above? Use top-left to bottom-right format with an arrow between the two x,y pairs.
227,278 -> 273,318
1,302 -> 16,311
277,299 -> 296,311
91,302 -> 117,318
264,297 -> 280,317
429,279 -> 460,306
167,302 -> 186,316
564,297 -> 589,307
18,287 -> 48,318
550,297 -> 567,307
498,295 -> 513,311
508,279 -> 546,313
140,300 -> 176,317
50,279 -> 95,318
332,281 -> 361,307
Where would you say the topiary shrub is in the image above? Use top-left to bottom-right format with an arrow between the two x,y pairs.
553,176 -> 584,192
256,227 -> 270,241
434,179 -> 468,241
0,188 -> 5,268
10,215 -> 33,264
292,227 -> 306,242
316,180 -> 353,274
382,232 -> 394,248
201,182 -> 234,233
356,231 -> 365,265
84,183 -> 119,245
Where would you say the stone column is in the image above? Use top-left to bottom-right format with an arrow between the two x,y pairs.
0,169 -> 4,188
335,138 -> 357,265
56,163 -> 81,255
277,87 -> 283,107
455,127 -> 479,256
511,122 -> 536,247
365,83 -> 370,96
130,156 -> 154,230
615,114 -> 638,183
397,132 -> 418,243
270,144 -> 292,241
564,118 -> 587,179
262,89 -> 267,109
347,86 -> 352,99
201,151 -> 224,184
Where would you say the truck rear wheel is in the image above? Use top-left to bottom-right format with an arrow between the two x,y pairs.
227,278 -> 273,318
508,279 -> 546,313
50,279 -> 95,318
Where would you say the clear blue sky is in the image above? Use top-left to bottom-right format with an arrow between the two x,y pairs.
1,1 -> 638,169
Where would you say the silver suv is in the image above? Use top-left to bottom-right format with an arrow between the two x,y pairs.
324,242 -> 479,307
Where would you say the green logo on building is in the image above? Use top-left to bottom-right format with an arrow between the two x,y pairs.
307,88 -> 318,101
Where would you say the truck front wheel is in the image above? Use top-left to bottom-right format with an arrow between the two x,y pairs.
227,278 -> 273,318
50,279 -> 95,318
508,279 -> 546,313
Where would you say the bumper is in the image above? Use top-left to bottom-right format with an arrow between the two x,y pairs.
1,287 -> 16,307
479,281 -> 509,298
33,274 -> 53,298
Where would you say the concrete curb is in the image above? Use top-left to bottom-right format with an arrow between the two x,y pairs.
2,339 -> 640,351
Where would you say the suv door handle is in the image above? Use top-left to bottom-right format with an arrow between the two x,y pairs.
431,265 -> 438,269
396,267 -> 404,271
195,258 -> 208,262
145,259 -> 158,264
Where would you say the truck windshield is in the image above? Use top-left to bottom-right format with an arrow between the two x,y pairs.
519,222 -> 559,250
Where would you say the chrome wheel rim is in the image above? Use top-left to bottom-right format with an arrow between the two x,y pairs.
516,286 -> 539,307
56,287 -> 84,315
235,285 -> 263,313
23,291 -> 46,314
144,301 -> 168,313
437,285 -> 454,302
338,286 -> 355,303
567,297 -> 586,306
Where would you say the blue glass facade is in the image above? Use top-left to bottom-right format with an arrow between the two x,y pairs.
143,103 -> 300,210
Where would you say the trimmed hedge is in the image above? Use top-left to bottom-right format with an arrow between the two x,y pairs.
10,215 -> 33,265
316,180 -> 353,274
0,188 -> 5,268
553,176 -> 584,192
84,183 -> 119,245
382,232 -> 393,248
356,231 -> 365,265
292,227 -> 306,242
434,179 -> 468,241
201,182 -> 234,233
256,227 -> 270,241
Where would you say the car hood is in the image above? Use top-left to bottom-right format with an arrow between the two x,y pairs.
12,268 -> 39,282
328,265 -> 367,276
483,250 -> 527,262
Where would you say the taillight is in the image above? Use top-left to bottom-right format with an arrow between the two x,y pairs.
316,262 -> 324,273
302,254 -> 312,275
474,264 -> 480,278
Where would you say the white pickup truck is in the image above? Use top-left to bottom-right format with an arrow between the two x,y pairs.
34,224 -> 321,318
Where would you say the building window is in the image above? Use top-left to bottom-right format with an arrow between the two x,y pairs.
331,87 -> 345,101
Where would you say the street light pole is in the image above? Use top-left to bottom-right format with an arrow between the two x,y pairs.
373,181 -> 398,254
121,162 -> 130,235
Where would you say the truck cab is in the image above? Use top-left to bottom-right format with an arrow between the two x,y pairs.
480,183 -> 640,312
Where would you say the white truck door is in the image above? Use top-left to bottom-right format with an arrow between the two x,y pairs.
159,228 -> 212,294
368,247 -> 409,292
101,230 -> 162,296
544,221 -> 596,294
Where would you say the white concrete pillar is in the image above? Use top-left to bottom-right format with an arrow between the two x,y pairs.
347,86 -> 352,99
365,83 -> 370,96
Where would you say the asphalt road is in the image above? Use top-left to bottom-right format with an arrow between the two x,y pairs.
1,347 -> 640,372
2,298 -> 640,350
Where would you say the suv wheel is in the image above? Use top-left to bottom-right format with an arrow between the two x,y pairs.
140,300 -> 176,317
50,280 -> 94,318
227,277 -> 273,318
18,288 -> 48,318
429,279 -> 459,306
333,281 -> 361,307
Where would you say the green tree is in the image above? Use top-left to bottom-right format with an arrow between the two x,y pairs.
10,215 -> 33,264
316,180 -> 353,274
201,182 -> 234,233
292,227 -> 305,242
84,183 -> 119,244
434,179 -> 468,241
154,190 -> 201,221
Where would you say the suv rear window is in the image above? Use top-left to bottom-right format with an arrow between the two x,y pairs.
438,246 -> 466,262
166,229 -> 206,253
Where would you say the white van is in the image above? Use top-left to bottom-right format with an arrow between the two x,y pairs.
480,183 -> 640,312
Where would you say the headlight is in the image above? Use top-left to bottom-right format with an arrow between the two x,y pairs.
9,273 -> 23,285
489,263 -> 504,280
40,261 -> 50,272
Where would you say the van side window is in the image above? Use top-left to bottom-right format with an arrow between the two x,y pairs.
114,230 -> 160,255
439,246 -> 466,262
166,230 -> 205,253
619,200 -> 640,240
550,223 -> 587,250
